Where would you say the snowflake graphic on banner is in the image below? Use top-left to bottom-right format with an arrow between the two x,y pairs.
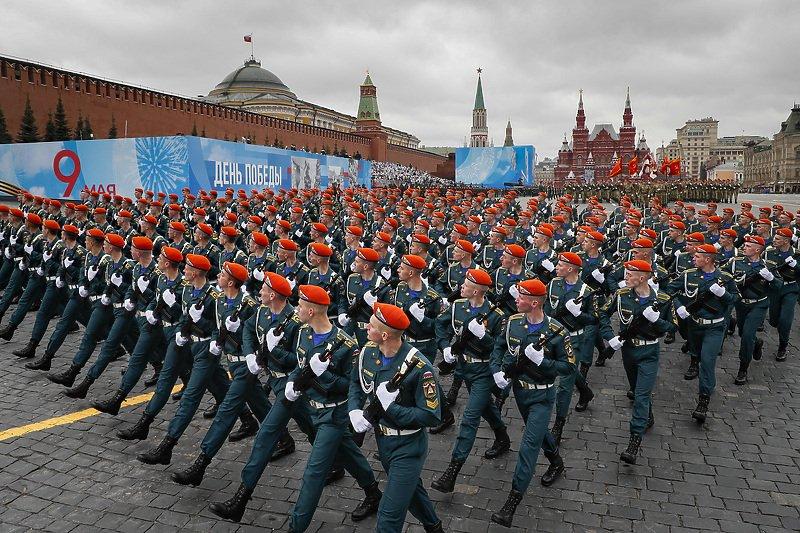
135,137 -> 188,192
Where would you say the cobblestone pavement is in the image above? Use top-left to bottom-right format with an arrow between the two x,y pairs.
1,195 -> 800,532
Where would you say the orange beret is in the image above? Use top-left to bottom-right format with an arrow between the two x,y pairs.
248,215 -> 262,225
224,261 -> 249,283
310,242 -> 333,257
587,230 -> 605,242
559,252 -> 582,267
491,226 -> 509,236
669,221 -> 686,231
194,207 -> 207,217
62,224 -> 79,236
536,225 -> 553,238
708,215 -> 722,224
518,278 -> 546,296
374,302 -> 410,331
299,284 -> 330,306
278,239 -> 299,252
402,254 -> 427,270
161,246 -> 183,263
757,218 -> 772,225
312,222 -> 328,234
453,224 -> 468,235
10,208 -> 24,218
104,233 -> 125,249
744,234 -> 765,246
42,219 -> 60,231
94,207 -> 106,215
26,213 -> 42,225
250,231 -> 269,247
264,272 -> 293,297
686,232 -> 705,243
626,218 -> 641,227
466,268 -> 492,287
196,223 -> 213,236
624,259 -> 652,273
167,221 -> 185,233
357,247 -> 380,262
505,244 -> 525,258
74,204 -> 88,213
720,228 -> 737,237
456,239 -> 475,254
186,253 -> 211,272
776,227 -> 793,238
632,238 -> 654,249
87,228 -> 105,240
412,234 -> 431,245
143,215 -> 158,225
225,212 -> 238,222
117,210 -> 132,218
695,244 -> 718,254
375,231 -> 392,244
346,225 -> 364,237
220,226 -> 239,238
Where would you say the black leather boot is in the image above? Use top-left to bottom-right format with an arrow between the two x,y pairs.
64,375 -> 94,398
626,389 -> 635,401
620,432 -> 642,464
484,427 -> 510,459
172,374 -> 188,401
137,435 -> 178,465
0,324 -> 16,341
680,342 -> 690,353
269,431 -> 296,461
25,349 -> 52,370
490,489 -> 524,527
431,459 -> 464,493
117,412 -> 154,440
734,361 -> 749,385
683,357 -> 699,380
595,346 -> 614,366
647,405 -> 655,430
143,362 -> 162,387
437,359 -> 456,376
429,402 -> 455,434
550,416 -> 566,447
209,482 -> 253,522
777,345 -> 787,361
753,338 -> 763,361
691,394 -> 710,423
578,362 -> 590,380
541,452 -> 565,486
48,364 -> 81,387
424,521 -> 444,533
91,389 -> 126,416
15,341 -> 38,360
663,331 -> 675,345
726,316 -> 737,336
324,465 -> 345,486
445,377 -> 462,406
171,452 -> 211,486
574,381 -> 594,412
228,410 -> 259,442
203,401 -> 219,419
351,481 -> 381,522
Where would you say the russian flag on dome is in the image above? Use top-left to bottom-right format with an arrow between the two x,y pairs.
243,34 -> 252,43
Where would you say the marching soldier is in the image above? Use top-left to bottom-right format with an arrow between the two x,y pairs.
339,247 -> 385,346
765,228 -> 800,360
524,225 -> 557,283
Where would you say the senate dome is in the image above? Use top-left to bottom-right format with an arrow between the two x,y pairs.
208,59 -> 296,99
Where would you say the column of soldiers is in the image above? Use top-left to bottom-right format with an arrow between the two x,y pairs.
0,184 -> 797,531
564,179 -> 740,207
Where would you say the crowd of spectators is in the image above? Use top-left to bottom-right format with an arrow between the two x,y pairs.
370,161 -> 453,188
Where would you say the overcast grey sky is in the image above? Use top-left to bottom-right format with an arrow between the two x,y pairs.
3,0 -> 799,157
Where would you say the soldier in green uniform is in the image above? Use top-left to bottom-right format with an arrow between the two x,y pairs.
272,238 -> 310,305
765,228 -> 800,360
601,260 -> 677,462
306,242 -> 344,317
492,244 -> 528,315
338,247 -> 385,346
478,226 -> 508,271
0,210 -> 32,307
524,225 -> 557,282
349,302 -> 445,533
244,231 -> 274,296
0,214 -> 44,339
489,278 -> 574,528
432,268 -> 509,494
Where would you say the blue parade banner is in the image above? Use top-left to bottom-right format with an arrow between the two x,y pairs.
0,136 -> 372,199
455,146 -> 534,187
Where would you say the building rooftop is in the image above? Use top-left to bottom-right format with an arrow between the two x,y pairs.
589,123 -> 619,141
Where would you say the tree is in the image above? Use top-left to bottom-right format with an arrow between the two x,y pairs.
44,112 -> 57,141
108,115 -> 118,139
16,96 -> 40,143
83,117 -> 93,139
53,95 -> 70,140
201,128 -> 206,138
191,122 -> 198,136
0,107 -> 12,144
73,113 -> 84,140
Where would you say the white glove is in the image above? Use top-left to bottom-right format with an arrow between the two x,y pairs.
710,282 -> 726,297
245,353 -> 260,374
24,243 -> 33,254
591,269 -> 606,283
443,346 -> 455,363
253,268 -> 264,281
338,313 -> 351,327
136,276 -> 149,293
209,340 -> 222,355
618,280 -> 627,289
349,262 -> 356,272
64,256 -> 74,268
294,229 -> 303,238
509,284 -> 520,299
524,344 -> 544,365
713,242 -> 722,251
474,241 -> 482,251
287,277 -> 296,290
101,294 -> 111,306
123,299 -> 134,311
541,258 -> 555,272
162,289 -> 176,307
421,275 -> 429,286
608,336 -> 624,350
793,234 -> 799,243
642,306 -> 660,323
309,353 -> 329,377
3,249 -> 10,259
493,371 -> 510,389
42,251 -> 52,263
284,381 -> 300,402
266,224 -> 274,233
387,246 -> 395,256
35,267 -> 44,276
567,229 -> 575,237
18,262 -> 24,271
437,235 -> 447,245
175,331 -> 188,346
189,304 -> 203,323
78,286 -> 88,298
467,318 -> 486,339
376,381 -> 399,411
56,277 -> 64,288
409,302 -> 425,322
526,234 -> 534,244
266,327 -> 284,351
363,290 -> 377,307
380,266 -> 392,280
349,409 -> 372,433
785,255 -> 798,268
225,315 -> 241,333
648,278 -> 659,291
87,265 -> 99,281
405,234 -> 412,243
676,305 -> 690,319
759,267 -> 774,281
673,249 -> 681,257
111,272 -> 123,286
9,235 -> 17,245
324,234 -> 332,244
565,298 -> 582,317
145,309 -> 158,325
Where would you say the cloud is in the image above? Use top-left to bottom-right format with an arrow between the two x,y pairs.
3,0 -> 799,157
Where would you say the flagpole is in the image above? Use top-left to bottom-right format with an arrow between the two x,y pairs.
250,36 -> 254,60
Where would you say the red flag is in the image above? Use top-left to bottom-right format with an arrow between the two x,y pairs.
628,156 -> 638,176
609,158 -> 622,178
660,156 -> 670,175
244,34 -> 252,43
669,158 -> 681,176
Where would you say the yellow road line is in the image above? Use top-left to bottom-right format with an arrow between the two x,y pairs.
0,384 -> 182,442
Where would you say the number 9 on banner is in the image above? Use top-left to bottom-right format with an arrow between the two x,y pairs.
53,149 -> 81,197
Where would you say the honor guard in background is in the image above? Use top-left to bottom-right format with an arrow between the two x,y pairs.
0,213 -> 42,330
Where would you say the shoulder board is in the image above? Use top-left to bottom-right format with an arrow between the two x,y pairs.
618,287 -> 632,296
509,312 -> 526,323
416,359 -> 425,368
337,330 -> 357,347
765,245 -> 776,252
685,267 -> 697,273
242,295 -> 258,307
453,297 -> 468,304
364,341 -> 378,348
210,289 -> 221,298
494,308 -> 505,316
426,288 -> 439,298
548,319 -> 566,333
656,292 -> 671,302
290,314 -> 301,323
178,279 -> 190,287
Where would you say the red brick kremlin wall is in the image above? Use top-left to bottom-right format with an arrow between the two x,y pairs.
0,56 -> 447,174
